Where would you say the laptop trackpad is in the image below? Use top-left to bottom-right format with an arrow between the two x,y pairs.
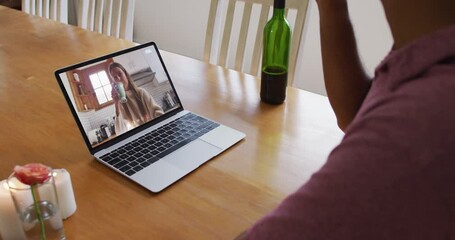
163,139 -> 222,171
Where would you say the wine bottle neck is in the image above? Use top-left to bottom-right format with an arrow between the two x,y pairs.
272,8 -> 286,18
274,0 -> 285,9
273,0 -> 286,17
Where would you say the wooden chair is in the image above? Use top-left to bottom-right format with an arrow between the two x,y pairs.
76,0 -> 135,41
21,0 -> 68,23
204,0 -> 309,86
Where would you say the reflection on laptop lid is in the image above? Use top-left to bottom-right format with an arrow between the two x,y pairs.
55,42 -> 245,192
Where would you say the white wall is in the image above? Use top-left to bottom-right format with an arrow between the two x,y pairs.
134,0 -> 210,59
80,0 -> 393,96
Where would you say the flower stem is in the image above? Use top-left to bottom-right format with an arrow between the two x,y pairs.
31,184 -> 46,240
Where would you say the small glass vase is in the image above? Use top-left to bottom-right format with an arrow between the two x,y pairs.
7,172 -> 66,240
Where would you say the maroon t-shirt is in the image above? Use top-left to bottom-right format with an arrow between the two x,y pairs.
247,24 -> 455,239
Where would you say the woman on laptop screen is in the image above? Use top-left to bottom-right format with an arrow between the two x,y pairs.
108,62 -> 164,135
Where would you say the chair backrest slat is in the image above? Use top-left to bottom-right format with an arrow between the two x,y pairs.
250,4 -> 270,76
43,0 -> 49,19
77,0 -> 135,41
110,0 -> 122,38
36,0 -> 43,17
203,0 -> 220,62
218,0 -> 236,67
288,0 -> 308,83
102,0 -> 113,35
22,0 -> 68,24
93,0 -> 105,33
234,2 -> 253,71
119,0 -> 134,40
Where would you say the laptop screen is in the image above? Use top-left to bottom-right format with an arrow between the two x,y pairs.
55,43 -> 182,151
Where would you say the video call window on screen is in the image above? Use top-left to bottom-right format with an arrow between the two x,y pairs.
59,46 -> 180,147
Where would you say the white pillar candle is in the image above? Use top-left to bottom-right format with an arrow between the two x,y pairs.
0,180 -> 26,240
53,169 -> 77,219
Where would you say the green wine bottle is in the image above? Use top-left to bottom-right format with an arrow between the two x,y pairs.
260,0 -> 291,104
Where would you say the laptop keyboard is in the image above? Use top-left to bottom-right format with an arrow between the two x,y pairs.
99,113 -> 220,176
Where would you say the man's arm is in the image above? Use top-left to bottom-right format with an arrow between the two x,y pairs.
316,0 -> 371,131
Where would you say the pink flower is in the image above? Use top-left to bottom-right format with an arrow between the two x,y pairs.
13,163 -> 52,185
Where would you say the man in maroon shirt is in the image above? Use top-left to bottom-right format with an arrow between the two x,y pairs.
239,0 -> 455,239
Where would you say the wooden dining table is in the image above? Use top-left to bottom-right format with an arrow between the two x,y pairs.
0,6 -> 344,239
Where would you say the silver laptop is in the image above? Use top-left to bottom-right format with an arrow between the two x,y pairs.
55,42 -> 245,192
